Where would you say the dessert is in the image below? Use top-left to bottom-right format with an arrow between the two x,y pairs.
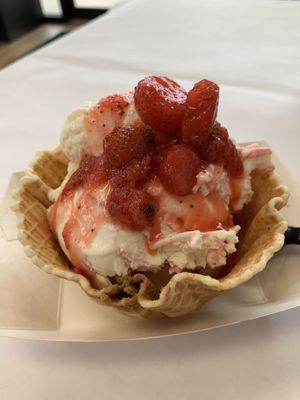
13,76 -> 289,318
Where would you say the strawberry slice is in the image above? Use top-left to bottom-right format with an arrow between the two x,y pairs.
134,76 -> 187,136
182,79 -> 219,147
158,144 -> 201,196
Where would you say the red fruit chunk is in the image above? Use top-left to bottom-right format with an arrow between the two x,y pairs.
62,154 -> 108,198
182,79 -> 219,147
197,122 -> 244,177
107,187 -> 158,230
197,122 -> 229,164
225,139 -> 244,177
103,125 -> 153,168
134,76 -> 187,134
158,144 -> 201,196
109,154 -> 153,188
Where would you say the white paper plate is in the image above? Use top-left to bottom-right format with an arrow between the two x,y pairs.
1,88 -> 300,342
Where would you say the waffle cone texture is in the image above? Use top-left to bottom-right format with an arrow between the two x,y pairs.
12,147 -> 289,318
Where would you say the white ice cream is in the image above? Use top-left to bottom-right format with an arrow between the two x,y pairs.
60,102 -> 94,162
85,225 -> 240,276
50,100 -> 273,277
54,196 -> 240,277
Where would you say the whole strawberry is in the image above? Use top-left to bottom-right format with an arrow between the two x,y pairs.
134,76 -> 187,140
158,144 -> 201,196
182,79 -> 219,147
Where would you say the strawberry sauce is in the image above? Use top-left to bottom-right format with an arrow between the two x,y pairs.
145,177 -> 233,248
84,93 -> 132,157
48,154 -> 109,272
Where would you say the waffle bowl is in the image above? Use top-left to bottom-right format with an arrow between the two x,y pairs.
12,147 -> 289,319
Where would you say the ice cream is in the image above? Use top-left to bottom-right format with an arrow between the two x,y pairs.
48,76 -> 273,279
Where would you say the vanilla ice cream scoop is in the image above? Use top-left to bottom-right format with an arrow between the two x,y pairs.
48,81 -> 273,278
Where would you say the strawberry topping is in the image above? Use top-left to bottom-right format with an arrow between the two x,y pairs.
182,79 -> 219,147
103,124 -> 154,168
157,144 -> 201,196
62,154 -> 108,198
61,76 -> 246,235
197,122 -> 229,164
107,187 -> 158,230
100,94 -> 129,114
84,94 -> 131,157
109,154 -> 153,188
197,122 -> 244,177
134,76 -> 187,136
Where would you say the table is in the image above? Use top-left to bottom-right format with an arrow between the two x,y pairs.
1,0 -> 300,398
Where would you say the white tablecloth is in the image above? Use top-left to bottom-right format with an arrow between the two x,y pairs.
1,0 -> 300,398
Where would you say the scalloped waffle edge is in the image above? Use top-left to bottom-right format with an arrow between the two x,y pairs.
12,147 -> 290,318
